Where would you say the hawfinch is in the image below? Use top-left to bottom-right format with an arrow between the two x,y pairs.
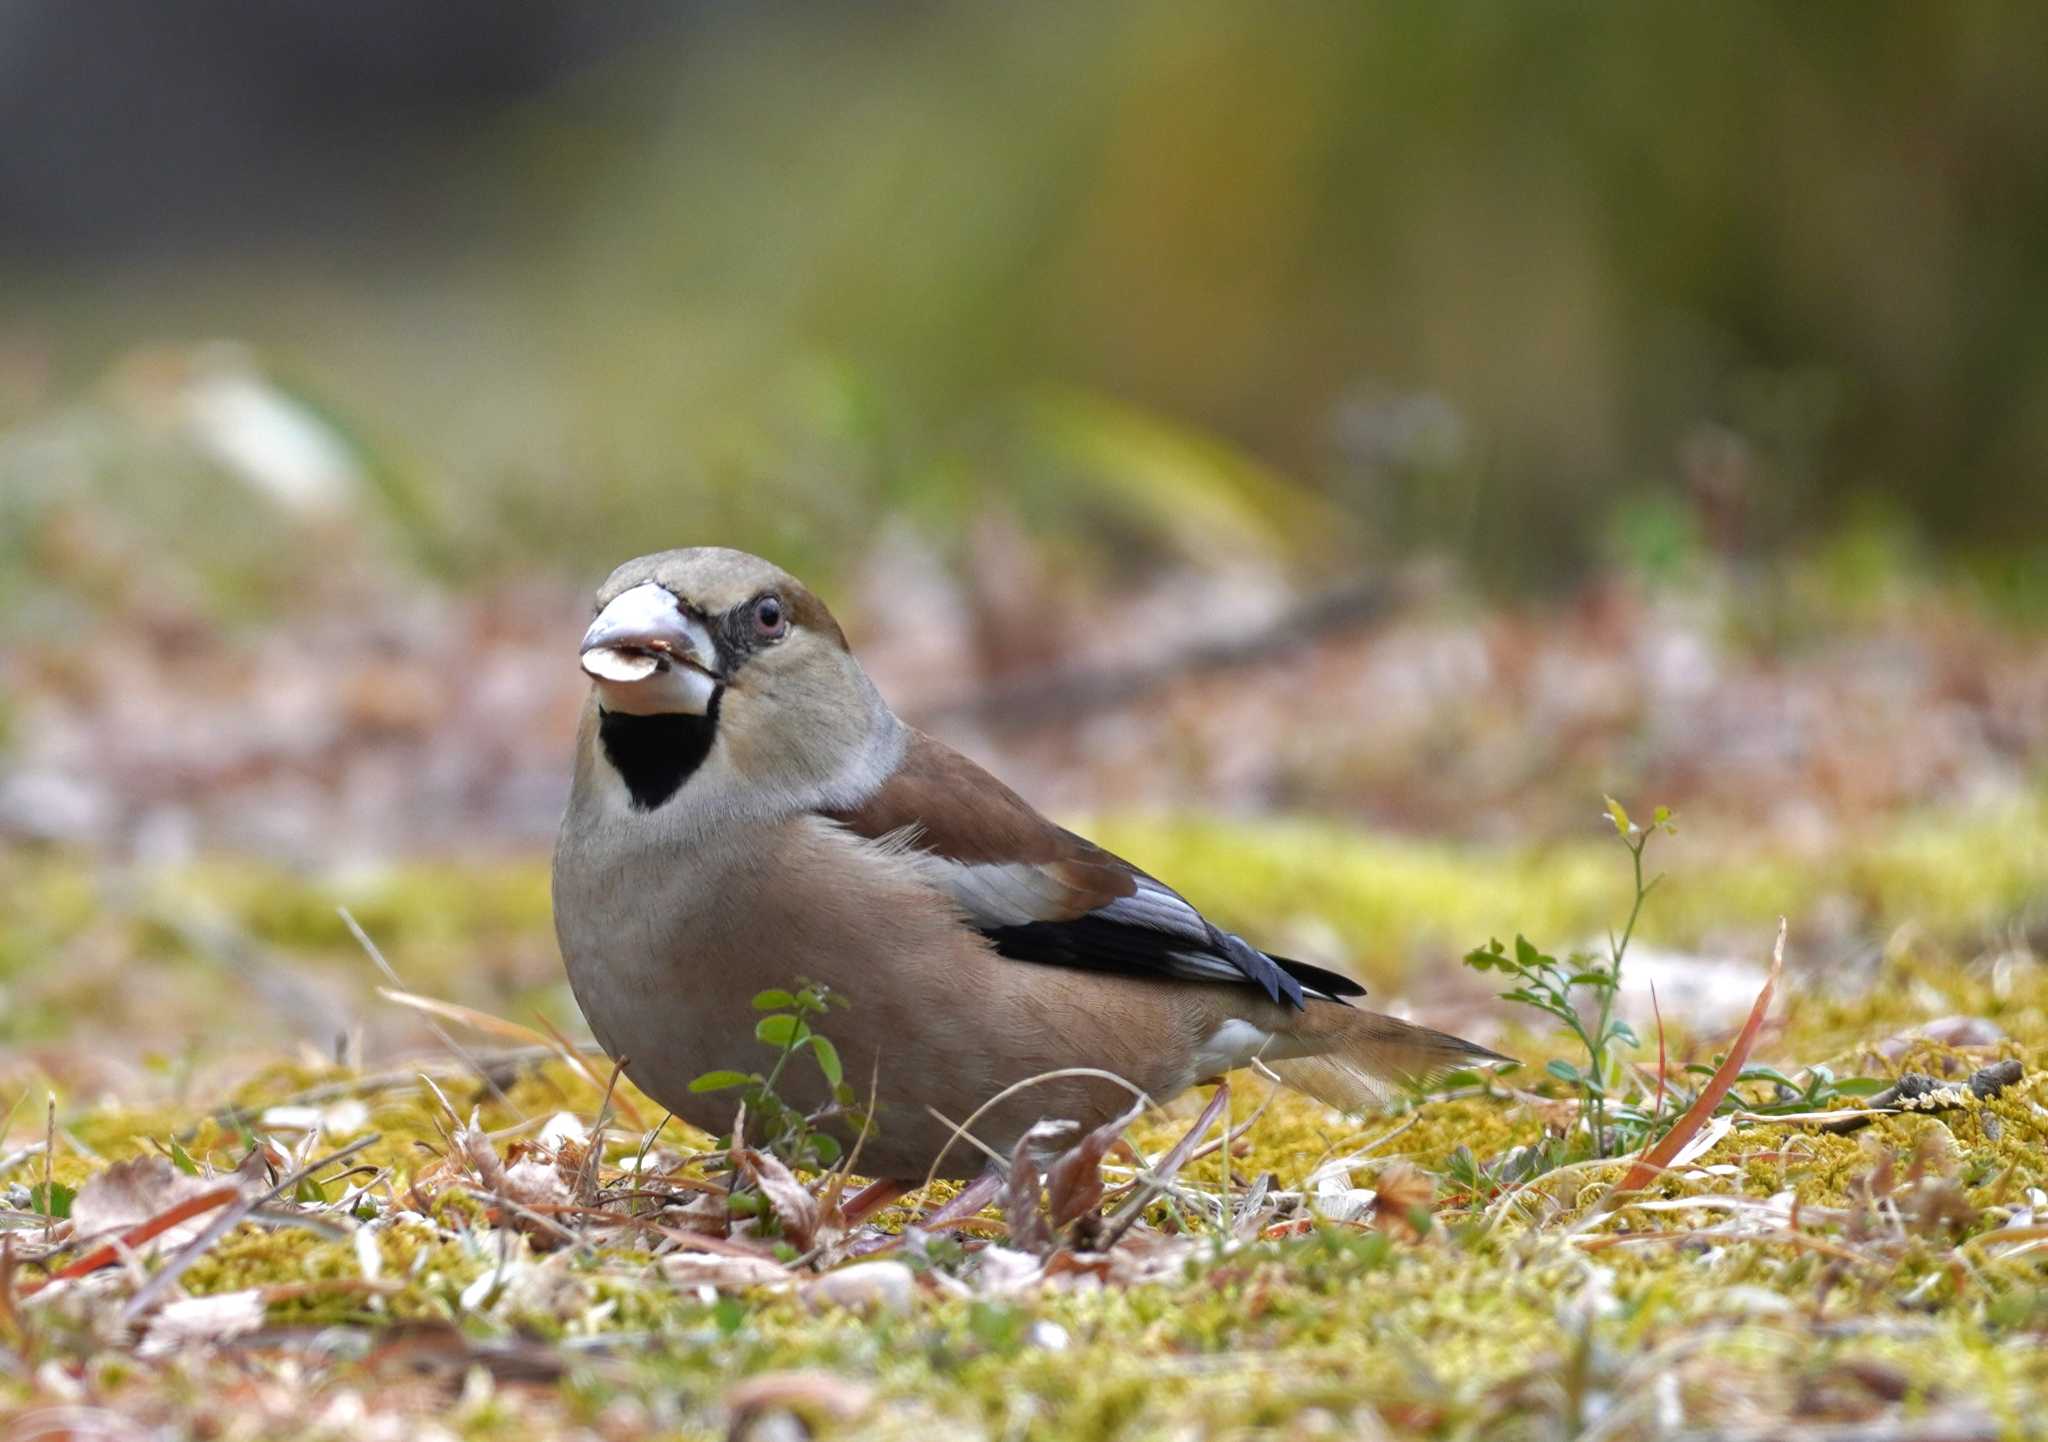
553,548 -> 1504,1181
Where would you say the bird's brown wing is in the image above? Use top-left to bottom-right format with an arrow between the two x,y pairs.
820,729 -> 1362,1009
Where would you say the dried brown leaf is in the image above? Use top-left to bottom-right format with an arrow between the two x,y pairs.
1002,1126 -> 1055,1255
662,1252 -> 796,1292
1045,1111 -> 1133,1229
725,1370 -> 875,1424
69,1157 -> 248,1251
733,1146 -> 820,1250
1368,1162 -> 1435,1241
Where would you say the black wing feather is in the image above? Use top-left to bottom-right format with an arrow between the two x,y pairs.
981,915 -> 1364,1008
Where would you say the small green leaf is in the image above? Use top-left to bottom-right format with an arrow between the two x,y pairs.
168,1138 -> 199,1176
30,1180 -> 74,1219
713,1297 -> 747,1335
689,1070 -> 753,1093
1514,935 -> 1542,968
807,1035 -> 844,1087
1546,1059 -> 1581,1085
807,1133 -> 842,1166
755,1014 -> 803,1047
751,989 -> 798,1011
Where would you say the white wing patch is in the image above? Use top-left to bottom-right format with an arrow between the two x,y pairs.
1094,876 -> 1211,938
1190,1018 -> 1278,1082
861,824 -> 1335,1005
874,834 -> 1092,929
940,860 -> 1085,927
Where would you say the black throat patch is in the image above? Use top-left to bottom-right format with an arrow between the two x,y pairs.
597,692 -> 722,810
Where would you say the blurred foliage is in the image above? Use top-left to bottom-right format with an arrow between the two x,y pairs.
5,1 -> 2048,606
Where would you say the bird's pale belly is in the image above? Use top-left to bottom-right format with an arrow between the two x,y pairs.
559,908 -> 1199,1179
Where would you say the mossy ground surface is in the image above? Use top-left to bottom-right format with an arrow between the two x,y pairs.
2,800 -> 2046,1439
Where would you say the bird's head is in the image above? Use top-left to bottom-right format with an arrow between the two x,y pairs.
576,548 -> 897,813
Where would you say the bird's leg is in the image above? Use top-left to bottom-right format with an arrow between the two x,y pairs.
920,1163 -> 1005,1229
838,1177 -> 911,1226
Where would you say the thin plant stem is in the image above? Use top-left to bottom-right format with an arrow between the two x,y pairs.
1588,831 -> 1655,1155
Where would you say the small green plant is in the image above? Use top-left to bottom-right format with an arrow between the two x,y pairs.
688,982 -> 865,1172
1463,800 -> 1882,1187
1464,797 -> 1673,1156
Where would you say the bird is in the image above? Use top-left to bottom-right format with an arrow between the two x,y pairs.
553,547 -> 1506,1187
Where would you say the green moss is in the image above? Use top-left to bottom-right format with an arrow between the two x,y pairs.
180,1222 -> 485,1324
7,801 -> 2048,1437
1090,793 -> 2047,989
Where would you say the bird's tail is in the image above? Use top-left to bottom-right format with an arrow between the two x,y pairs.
1269,1008 -> 1510,1112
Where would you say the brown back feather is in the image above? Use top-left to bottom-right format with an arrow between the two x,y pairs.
821,729 -> 1136,916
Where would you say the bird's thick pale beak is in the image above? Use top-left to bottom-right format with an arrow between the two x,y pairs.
580,582 -> 723,716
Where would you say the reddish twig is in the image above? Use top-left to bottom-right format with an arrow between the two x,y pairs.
1606,920 -> 1784,1201
26,1186 -> 242,1292
119,1134 -> 381,1323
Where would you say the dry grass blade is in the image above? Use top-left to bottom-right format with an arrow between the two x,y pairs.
374,991 -> 647,1128
575,1059 -> 628,1204
916,1067 -> 1153,1198
342,907 -> 519,1116
1102,1083 -> 1232,1247
1606,918 -> 1784,1202
1143,1084 -> 1233,1192
1183,1070 -> 1282,1170
0,1087 -> 29,1158
532,1008 -> 646,1129
376,988 -> 552,1046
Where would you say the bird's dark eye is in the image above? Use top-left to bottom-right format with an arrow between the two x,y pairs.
751,595 -> 787,640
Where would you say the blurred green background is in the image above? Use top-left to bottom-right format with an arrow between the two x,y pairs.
6,1 -> 2047,617
1,0 -> 2045,1101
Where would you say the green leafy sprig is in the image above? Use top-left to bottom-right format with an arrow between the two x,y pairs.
689,982 -> 864,1172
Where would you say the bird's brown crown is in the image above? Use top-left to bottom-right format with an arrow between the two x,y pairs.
595,548 -> 847,651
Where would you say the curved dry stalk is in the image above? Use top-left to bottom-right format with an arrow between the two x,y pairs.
916,1067 -> 1153,1198
1100,1082 -> 1232,1249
